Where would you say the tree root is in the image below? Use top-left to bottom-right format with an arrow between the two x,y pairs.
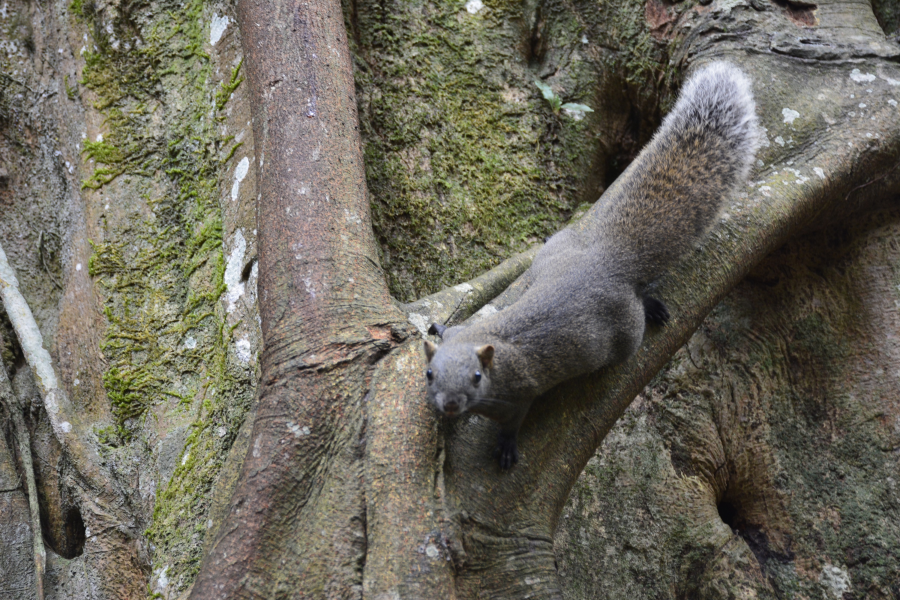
0,362 -> 45,600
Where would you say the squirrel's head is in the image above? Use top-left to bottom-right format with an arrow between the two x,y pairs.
423,339 -> 494,417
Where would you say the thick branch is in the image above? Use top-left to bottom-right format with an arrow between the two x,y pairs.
402,244 -> 539,334
191,0 -> 405,596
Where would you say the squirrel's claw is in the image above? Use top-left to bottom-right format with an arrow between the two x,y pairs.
495,432 -> 519,470
643,295 -> 670,326
428,323 -> 447,338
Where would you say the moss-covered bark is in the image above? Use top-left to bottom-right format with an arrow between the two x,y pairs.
1,0 -> 259,596
2,0 -> 900,598
351,0 -> 676,301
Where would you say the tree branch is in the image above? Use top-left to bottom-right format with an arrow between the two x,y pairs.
401,244 -> 539,334
190,0 -> 406,596
0,241 -> 143,598
0,242 -> 117,501
0,363 -> 45,600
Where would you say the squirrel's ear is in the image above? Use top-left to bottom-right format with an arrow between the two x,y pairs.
476,345 -> 494,370
428,323 -> 447,338
424,340 -> 438,362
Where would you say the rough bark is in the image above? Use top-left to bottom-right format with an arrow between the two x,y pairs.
557,207 -> 900,600
1,0 -> 899,598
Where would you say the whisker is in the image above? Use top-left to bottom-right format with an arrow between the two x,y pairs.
473,397 -> 514,407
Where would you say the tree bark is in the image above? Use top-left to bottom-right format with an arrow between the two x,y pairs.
190,0 -> 406,596
1,0 -> 899,598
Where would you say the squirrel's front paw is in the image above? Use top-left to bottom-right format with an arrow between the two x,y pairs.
643,295 -> 670,326
494,433 -> 519,470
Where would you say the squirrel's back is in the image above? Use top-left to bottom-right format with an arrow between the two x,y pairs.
584,61 -> 760,284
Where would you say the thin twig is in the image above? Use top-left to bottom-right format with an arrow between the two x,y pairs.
0,239 -> 129,523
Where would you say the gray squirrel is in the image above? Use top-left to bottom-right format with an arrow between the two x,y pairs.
424,62 -> 760,469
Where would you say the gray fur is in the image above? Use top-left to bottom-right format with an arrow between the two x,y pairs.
424,62 -> 759,469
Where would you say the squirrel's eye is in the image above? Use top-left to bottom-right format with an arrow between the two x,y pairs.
426,369 -> 434,381
474,370 -> 482,384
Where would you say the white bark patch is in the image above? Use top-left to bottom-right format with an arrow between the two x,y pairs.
287,421 -> 311,437
784,168 -> 808,185
850,68 -> 876,83
210,14 -> 231,46
344,209 -> 362,225
879,74 -> 900,86
235,338 -> 251,363
408,313 -> 429,336
774,136 -> 785,146
231,156 -> 250,201
782,108 -> 799,124
60,421 -> 72,433
154,566 -> 170,592
184,336 -> 197,349
814,167 -> 825,180
819,564 -> 851,598
475,304 -> 498,318
454,283 -> 473,293
465,0 -> 484,13
303,277 -> 316,299
76,263 -> 82,271
425,543 -> 439,558
224,230 -> 247,312
889,99 -> 897,107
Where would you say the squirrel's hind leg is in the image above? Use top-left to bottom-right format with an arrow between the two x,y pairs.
643,295 -> 670,326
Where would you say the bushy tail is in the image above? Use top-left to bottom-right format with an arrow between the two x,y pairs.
594,61 -> 760,284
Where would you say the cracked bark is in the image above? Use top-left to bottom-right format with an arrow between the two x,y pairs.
1,0 -> 899,598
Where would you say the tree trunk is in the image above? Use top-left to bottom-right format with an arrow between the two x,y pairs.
0,0 -> 898,599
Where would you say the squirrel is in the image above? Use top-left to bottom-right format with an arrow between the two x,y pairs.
423,62 -> 760,469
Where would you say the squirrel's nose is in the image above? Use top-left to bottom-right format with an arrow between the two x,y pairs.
443,398 -> 459,413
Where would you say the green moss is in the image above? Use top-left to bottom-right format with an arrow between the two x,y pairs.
215,58 -> 243,113
351,3 -> 586,301
64,74 -> 78,100
350,0 -> 671,302
72,0 -> 250,593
